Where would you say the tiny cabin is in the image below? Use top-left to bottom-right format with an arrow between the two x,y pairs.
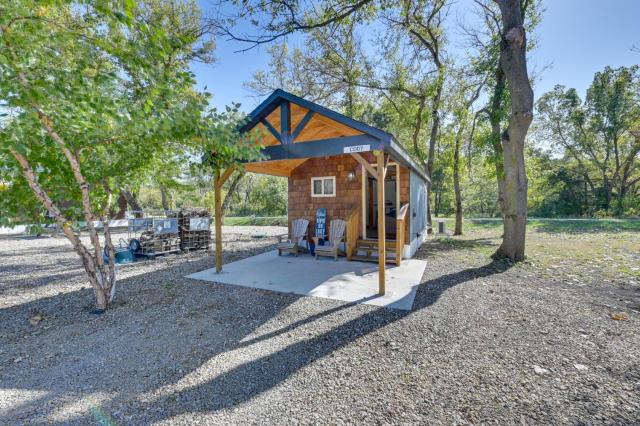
240,89 -> 429,264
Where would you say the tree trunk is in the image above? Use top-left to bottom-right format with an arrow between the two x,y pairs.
112,191 -> 128,219
121,189 -> 143,217
453,128 -> 463,235
602,175 -> 612,212
159,184 -> 170,211
494,127 -> 528,260
411,98 -> 426,159
489,66 -> 507,216
493,0 -> 534,261
434,185 -> 441,217
222,171 -> 245,214
11,59 -> 116,310
425,71 -> 444,234
9,147 -> 115,310
452,87 -> 481,236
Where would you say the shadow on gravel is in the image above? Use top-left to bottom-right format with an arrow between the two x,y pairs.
1,236 -> 512,424
0,243 -> 289,423
0,261 -> 85,290
123,258 -> 514,422
0,247 -> 75,259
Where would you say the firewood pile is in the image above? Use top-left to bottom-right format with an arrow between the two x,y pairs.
138,230 -> 180,256
176,209 -> 211,251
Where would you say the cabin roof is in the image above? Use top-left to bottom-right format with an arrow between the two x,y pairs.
241,89 -> 430,182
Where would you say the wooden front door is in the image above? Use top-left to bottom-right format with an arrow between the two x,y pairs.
362,163 -> 400,240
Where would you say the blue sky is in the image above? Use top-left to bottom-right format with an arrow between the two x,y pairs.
194,0 -> 640,112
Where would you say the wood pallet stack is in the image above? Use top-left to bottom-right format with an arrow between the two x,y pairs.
177,209 -> 211,251
138,230 -> 180,258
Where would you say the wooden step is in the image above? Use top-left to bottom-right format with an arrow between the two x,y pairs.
351,254 -> 398,264
357,239 -> 397,246
355,243 -> 397,252
354,246 -> 398,256
356,245 -> 397,252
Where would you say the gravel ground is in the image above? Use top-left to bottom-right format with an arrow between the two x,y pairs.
0,226 -> 638,425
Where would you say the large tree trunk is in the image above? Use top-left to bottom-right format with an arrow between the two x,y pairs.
453,127 -> 463,235
493,0 -> 534,261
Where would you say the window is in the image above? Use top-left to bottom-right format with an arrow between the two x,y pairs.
311,176 -> 336,197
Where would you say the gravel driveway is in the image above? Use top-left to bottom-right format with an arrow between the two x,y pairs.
0,226 -> 638,424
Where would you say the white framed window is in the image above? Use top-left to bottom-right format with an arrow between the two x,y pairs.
311,176 -> 336,197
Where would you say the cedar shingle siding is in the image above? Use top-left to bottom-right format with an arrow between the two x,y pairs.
288,154 -> 410,243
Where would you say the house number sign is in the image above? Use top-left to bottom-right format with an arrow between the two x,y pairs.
343,144 -> 371,153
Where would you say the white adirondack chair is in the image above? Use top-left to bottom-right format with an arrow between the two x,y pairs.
277,218 -> 310,257
313,219 -> 346,261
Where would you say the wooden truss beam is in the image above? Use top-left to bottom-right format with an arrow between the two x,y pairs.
350,152 -> 378,178
291,110 -> 314,142
280,101 -> 291,144
216,165 -> 237,191
261,118 -> 280,142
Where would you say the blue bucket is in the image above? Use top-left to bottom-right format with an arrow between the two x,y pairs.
104,247 -> 136,264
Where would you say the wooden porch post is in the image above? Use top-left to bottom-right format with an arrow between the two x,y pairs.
377,151 -> 386,295
214,170 -> 223,273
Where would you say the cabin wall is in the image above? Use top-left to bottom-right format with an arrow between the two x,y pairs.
288,154 -> 412,248
288,155 -> 362,236
408,170 -> 429,258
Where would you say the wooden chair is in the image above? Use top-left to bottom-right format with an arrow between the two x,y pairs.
313,219 -> 346,261
277,218 -> 310,257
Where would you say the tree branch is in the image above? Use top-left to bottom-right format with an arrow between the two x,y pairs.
215,0 -> 375,52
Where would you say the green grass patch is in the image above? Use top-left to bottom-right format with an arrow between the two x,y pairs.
430,217 -> 639,285
438,218 -> 640,234
224,216 -> 287,226
528,218 -> 640,233
618,265 -> 640,278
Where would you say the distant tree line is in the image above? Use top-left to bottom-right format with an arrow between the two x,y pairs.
226,2 -> 637,221
144,63 -> 639,220
135,1 -> 637,231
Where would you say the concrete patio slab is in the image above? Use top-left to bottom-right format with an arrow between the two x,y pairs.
186,250 -> 427,310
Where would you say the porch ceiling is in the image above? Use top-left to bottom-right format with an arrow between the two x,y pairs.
243,158 -> 308,177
